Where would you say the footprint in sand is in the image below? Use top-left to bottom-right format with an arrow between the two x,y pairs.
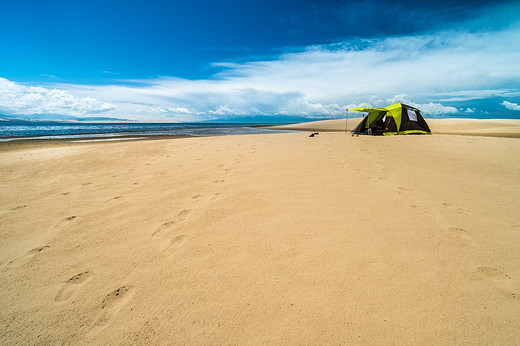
55,271 -> 93,302
104,196 -> 122,203
153,220 -> 176,237
152,210 -> 192,237
448,227 -> 472,245
10,205 -> 28,211
163,234 -> 188,255
442,203 -> 470,214
449,227 -> 470,237
55,215 -> 77,229
8,246 -> 49,268
87,285 -> 135,337
210,192 -> 222,201
479,267 -> 511,280
192,194 -> 202,201
478,267 -> 518,299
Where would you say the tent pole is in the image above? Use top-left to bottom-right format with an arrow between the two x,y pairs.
345,110 -> 348,135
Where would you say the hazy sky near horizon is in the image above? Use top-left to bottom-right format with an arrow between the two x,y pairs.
1,0 -> 520,121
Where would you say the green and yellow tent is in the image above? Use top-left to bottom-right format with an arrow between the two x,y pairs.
349,103 -> 431,135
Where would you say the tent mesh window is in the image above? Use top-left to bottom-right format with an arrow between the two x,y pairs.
407,108 -> 418,122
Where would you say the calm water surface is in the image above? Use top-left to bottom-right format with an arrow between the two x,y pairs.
0,122 -> 291,141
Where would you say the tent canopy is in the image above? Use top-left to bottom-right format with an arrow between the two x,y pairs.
348,103 -> 431,135
348,107 -> 386,112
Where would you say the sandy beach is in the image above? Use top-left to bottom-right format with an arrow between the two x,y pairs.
270,117 -> 520,138
1,118 -> 519,344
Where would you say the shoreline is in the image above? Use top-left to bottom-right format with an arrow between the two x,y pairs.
1,117 -> 519,148
0,135 -> 196,152
0,122 -> 291,144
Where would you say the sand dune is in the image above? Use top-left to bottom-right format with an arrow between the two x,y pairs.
269,117 -> 520,138
1,126 -> 519,344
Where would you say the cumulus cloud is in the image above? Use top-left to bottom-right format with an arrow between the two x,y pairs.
0,77 -> 114,117
2,21 -> 520,121
209,105 -> 242,116
502,101 -> 520,111
168,107 -> 191,114
411,102 -> 458,116
279,101 -> 347,117
383,95 -> 458,116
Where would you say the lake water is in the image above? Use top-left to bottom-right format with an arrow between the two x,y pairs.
0,122 -> 291,142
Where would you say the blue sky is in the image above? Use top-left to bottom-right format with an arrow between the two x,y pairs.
1,0 -> 520,121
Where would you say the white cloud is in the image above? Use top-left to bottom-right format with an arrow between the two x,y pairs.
383,95 -> 458,116
134,105 -> 168,114
0,77 -> 114,117
168,107 -> 191,114
502,101 -> 520,111
412,102 -> 458,116
209,105 -> 241,115
2,22 -> 520,121
280,101 -> 347,117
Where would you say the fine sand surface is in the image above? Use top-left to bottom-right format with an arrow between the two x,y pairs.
1,122 -> 520,344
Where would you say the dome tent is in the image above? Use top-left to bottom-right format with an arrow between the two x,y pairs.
349,103 -> 431,135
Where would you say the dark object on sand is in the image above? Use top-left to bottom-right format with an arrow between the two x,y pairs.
309,132 -> 319,137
